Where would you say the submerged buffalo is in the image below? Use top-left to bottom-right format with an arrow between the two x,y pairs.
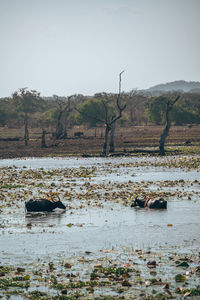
25,199 -> 66,212
131,197 -> 167,209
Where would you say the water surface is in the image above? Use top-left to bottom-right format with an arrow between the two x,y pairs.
0,157 -> 199,265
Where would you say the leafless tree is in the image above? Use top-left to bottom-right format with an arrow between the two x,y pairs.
159,93 -> 181,155
101,71 -> 126,155
76,71 -> 126,156
109,116 -> 116,153
78,72 -> 126,156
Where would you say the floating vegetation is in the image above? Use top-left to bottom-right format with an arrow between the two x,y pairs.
0,156 -> 199,299
0,248 -> 200,299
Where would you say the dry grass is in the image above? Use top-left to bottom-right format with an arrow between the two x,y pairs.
0,125 -> 199,158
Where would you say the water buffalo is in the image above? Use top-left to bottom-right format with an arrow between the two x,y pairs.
25,199 -> 66,212
74,131 -> 84,137
131,197 -> 167,209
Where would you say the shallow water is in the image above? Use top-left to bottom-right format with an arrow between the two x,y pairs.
0,157 -> 199,265
0,156 -> 147,168
1,200 -> 199,264
0,156 -> 199,182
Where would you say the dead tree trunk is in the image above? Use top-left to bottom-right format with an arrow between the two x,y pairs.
159,95 -> 180,156
159,112 -> 170,156
102,125 -> 111,156
41,129 -> 47,148
76,71 -> 126,157
109,117 -> 115,153
24,113 -> 29,146
101,71 -> 126,156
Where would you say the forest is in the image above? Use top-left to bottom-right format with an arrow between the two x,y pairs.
0,86 -> 199,158
0,88 -> 199,129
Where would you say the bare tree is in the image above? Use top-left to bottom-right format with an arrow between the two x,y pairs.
159,93 -> 181,155
41,129 -> 47,148
109,116 -> 116,153
76,71 -> 126,156
99,71 -> 126,156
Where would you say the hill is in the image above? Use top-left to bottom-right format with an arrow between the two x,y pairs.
146,80 -> 200,95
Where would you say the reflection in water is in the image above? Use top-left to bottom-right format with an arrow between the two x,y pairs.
25,210 -> 66,225
0,157 -> 199,265
0,201 -> 199,265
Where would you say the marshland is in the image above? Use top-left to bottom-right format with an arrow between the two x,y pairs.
0,155 -> 199,299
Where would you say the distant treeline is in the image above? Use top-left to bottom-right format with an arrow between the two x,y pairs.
0,89 -> 199,130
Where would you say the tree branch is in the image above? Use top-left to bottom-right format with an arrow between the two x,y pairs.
111,70 -> 126,125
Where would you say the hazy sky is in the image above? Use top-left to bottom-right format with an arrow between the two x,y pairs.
0,0 -> 200,97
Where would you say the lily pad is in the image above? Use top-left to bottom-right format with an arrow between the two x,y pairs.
177,262 -> 189,268
175,274 -> 186,282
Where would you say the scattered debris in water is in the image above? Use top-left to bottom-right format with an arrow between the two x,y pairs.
0,156 -> 199,299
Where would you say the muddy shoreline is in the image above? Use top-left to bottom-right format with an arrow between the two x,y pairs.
0,125 -> 200,159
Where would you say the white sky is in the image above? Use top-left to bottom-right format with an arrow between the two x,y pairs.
0,0 -> 200,97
